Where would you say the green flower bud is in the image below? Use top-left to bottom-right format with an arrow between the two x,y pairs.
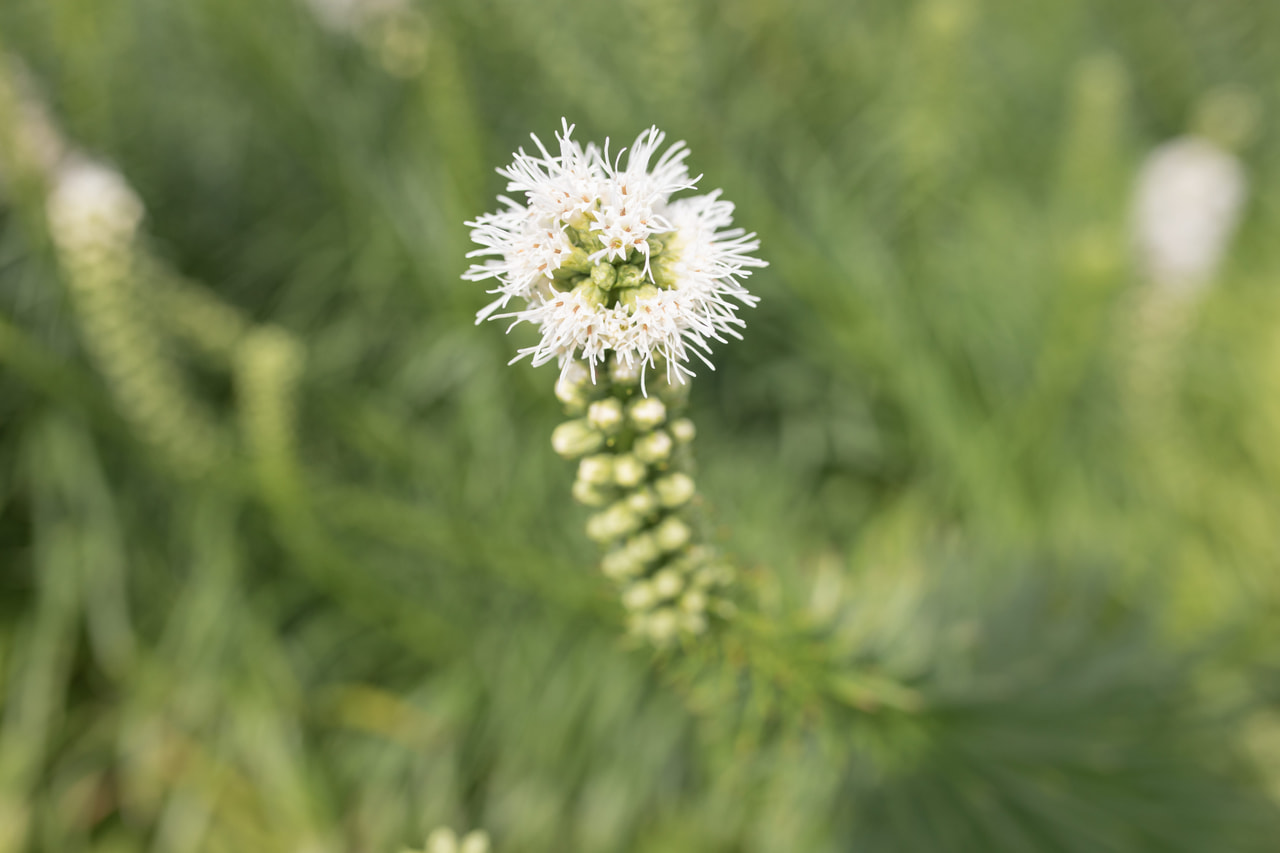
654,472 -> 695,508
621,580 -> 656,611
570,223 -> 605,252
625,532 -> 661,566
577,454 -> 614,485
602,547 -> 642,580
628,397 -> 667,431
651,255 -> 678,288
618,283 -> 661,310
646,235 -> 667,256
587,398 -> 625,434
572,478 -> 609,507
613,454 -> 647,487
634,430 -> 673,463
615,264 -> 645,289
586,502 -> 642,543
571,279 -> 609,309
646,608 -> 680,641
654,516 -> 692,552
626,487 -> 658,516
590,262 -> 618,290
555,362 -> 592,413
552,246 -> 592,278
680,590 -> 707,614
669,418 -> 696,444
551,419 -> 603,458
652,568 -> 684,599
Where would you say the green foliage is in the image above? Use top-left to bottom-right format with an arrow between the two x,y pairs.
2,0 -> 1280,850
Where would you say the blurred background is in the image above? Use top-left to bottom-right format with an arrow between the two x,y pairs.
2,0 -> 1280,850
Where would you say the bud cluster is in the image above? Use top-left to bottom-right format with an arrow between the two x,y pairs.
538,213 -> 683,323
464,121 -> 765,384
45,160 -> 229,474
550,356 -> 734,644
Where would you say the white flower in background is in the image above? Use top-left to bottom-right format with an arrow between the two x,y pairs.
402,827 -> 490,853
0,58 -> 68,190
1133,136 -> 1247,297
301,0 -> 428,78
46,158 -> 145,254
464,120 -> 766,388
303,0 -> 405,32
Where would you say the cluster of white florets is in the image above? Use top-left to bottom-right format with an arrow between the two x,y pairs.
464,120 -> 766,388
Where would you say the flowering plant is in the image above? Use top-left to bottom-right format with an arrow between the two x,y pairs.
465,121 -> 765,642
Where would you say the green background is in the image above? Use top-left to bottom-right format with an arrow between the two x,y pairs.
2,0 -> 1280,850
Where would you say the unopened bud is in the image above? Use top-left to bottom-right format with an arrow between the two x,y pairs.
572,478 -> 609,507
646,608 -> 679,641
618,283 -> 660,310
553,246 -> 592,277
680,590 -> 707,614
577,454 -> 613,485
654,472 -> 695,508
621,580 -> 656,611
571,279 -> 609,309
625,532 -> 661,566
615,264 -> 645,289
551,419 -> 603,458
654,516 -> 692,552
555,362 -> 592,413
669,418 -> 696,444
613,454 -> 647,487
590,262 -> 618,290
586,502 -> 642,543
626,487 -> 658,516
628,397 -> 666,431
587,398 -> 625,434
634,430 -> 672,463
652,568 -> 684,599
602,548 -> 642,580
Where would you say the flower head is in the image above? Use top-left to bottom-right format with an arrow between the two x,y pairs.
464,120 -> 765,388
1132,136 -> 1246,298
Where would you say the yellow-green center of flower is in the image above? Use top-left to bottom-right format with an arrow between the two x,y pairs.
549,214 -> 679,310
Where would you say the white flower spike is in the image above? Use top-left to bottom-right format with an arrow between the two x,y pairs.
402,827 -> 490,853
464,120 -> 766,389
1132,135 -> 1246,298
